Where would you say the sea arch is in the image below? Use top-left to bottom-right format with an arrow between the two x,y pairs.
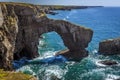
0,4 -> 93,69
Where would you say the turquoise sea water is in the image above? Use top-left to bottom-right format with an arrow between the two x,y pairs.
17,7 -> 120,80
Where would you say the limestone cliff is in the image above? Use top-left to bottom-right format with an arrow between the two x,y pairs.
0,3 -> 18,70
0,2 -> 93,70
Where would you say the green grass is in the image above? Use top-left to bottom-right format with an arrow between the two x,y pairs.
0,69 -> 36,80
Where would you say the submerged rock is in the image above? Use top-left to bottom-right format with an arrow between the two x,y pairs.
98,60 -> 118,66
56,49 -> 88,61
99,38 -> 120,55
116,78 -> 120,80
50,75 -> 61,80
0,2 -> 93,70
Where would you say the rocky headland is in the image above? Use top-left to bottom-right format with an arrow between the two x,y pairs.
0,2 -> 93,70
42,5 -> 103,15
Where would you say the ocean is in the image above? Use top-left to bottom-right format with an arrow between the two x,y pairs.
17,7 -> 120,80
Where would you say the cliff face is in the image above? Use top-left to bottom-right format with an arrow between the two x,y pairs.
0,3 -> 93,70
0,4 -> 18,70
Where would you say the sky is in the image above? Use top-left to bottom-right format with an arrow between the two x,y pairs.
0,0 -> 120,6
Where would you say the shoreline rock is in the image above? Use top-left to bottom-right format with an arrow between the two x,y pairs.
56,49 -> 88,61
98,60 -> 118,66
98,38 -> 120,55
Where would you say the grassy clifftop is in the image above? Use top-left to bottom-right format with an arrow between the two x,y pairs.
0,69 -> 36,80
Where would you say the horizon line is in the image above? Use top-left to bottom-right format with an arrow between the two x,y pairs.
0,1 -> 120,7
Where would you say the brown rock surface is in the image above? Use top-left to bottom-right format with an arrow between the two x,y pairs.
99,38 -> 120,55
0,3 -> 18,70
0,2 -> 93,70
98,60 -> 118,66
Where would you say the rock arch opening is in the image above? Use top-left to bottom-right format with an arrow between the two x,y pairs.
13,19 -> 93,61
38,31 -> 68,57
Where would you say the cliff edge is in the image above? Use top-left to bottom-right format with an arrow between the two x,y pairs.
0,2 -> 93,70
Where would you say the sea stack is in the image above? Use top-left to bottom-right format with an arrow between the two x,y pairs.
0,2 -> 93,70
99,38 -> 120,55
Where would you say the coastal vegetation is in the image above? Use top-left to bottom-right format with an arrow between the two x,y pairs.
0,69 -> 36,80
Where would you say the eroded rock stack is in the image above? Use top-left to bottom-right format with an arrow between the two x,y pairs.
46,20 -> 93,61
0,2 -> 93,70
99,38 -> 120,55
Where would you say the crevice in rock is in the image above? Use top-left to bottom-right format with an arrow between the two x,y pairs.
14,47 -> 31,60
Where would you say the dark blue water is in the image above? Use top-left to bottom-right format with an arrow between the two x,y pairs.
17,7 -> 120,80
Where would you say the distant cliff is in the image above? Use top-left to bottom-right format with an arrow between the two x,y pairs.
0,2 -> 93,70
41,5 -> 103,15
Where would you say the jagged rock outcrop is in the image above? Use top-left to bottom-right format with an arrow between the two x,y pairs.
0,3 -> 18,70
98,60 -> 118,66
99,38 -> 120,55
0,2 -> 93,70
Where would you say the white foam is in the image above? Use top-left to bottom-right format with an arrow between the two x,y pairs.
31,51 -> 59,64
41,51 -> 57,58
66,61 -> 76,65
16,66 -> 36,76
105,74 -> 120,80
66,16 -> 69,19
63,15 -> 69,20
35,51 -> 57,60
80,68 -> 105,78
44,65 -> 67,79
39,40 -> 44,45
92,49 -> 98,54
95,60 -> 107,67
